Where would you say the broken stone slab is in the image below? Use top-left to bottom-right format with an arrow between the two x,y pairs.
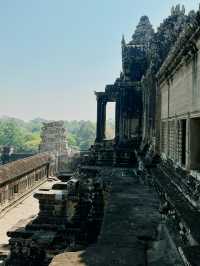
7,228 -> 34,238
34,190 -> 67,201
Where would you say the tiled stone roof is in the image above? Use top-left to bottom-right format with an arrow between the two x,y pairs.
0,152 -> 52,186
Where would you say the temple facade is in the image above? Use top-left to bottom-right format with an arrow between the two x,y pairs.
157,10 -> 200,171
92,16 -> 154,166
141,5 -> 189,147
91,5 -> 197,167
5,5 -> 200,266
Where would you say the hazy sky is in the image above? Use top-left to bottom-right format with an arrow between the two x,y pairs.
0,0 -> 199,121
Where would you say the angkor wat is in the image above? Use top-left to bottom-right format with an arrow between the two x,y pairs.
2,4 -> 200,266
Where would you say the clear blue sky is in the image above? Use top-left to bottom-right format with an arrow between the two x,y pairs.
0,0 -> 199,121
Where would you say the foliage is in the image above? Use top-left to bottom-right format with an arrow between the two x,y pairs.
63,120 -> 96,150
76,121 -> 96,150
0,117 -> 98,152
0,116 -> 115,152
0,121 -> 26,151
106,119 -> 115,139
24,132 -> 41,152
67,133 -> 77,147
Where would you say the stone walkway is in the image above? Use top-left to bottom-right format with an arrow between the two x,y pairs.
50,168 -> 179,266
0,181 -> 52,256
0,193 -> 39,247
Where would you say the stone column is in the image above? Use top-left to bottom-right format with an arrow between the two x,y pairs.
115,99 -> 120,142
95,93 -> 105,142
96,96 -> 102,142
101,101 -> 107,140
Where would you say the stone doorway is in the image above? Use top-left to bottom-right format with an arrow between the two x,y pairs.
190,117 -> 200,170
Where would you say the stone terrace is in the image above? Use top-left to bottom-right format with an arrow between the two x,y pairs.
50,168 -> 183,266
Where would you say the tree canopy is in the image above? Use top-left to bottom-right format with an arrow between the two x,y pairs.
0,117 -> 115,152
0,117 -> 97,152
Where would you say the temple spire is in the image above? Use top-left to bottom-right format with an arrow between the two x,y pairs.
171,6 -> 175,15
182,5 -> 185,14
175,4 -> 181,14
121,34 -> 126,47
131,16 -> 154,46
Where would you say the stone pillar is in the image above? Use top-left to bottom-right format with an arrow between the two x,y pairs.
96,96 -> 103,142
167,80 -> 170,157
101,101 -> 106,140
117,91 -> 124,143
95,93 -> 106,142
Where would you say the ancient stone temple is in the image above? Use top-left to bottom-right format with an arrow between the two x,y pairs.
5,4 -> 200,266
39,121 -> 69,172
92,16 -> 154,166
89,8 -> 194,164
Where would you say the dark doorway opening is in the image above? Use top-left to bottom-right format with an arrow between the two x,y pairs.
181,119 -> 186,166
190,118 -> 200,170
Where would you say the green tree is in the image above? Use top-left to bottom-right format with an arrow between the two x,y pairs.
67,133 -> 77,147
76,121 -> 96,150
0,121 -> 26,151
0,117 -> 99,152
24,132 -> 41,152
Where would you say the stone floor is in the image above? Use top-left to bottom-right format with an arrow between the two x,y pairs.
0,194 -> 39,247
50,168 -> 183,266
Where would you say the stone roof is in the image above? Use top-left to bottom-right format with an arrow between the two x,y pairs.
157,10 -> 200,83
42,121 -> 64,127
0,152 -> 52,186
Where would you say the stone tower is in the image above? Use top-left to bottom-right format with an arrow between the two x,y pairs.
91,16 -> 154,166
39,121 -> 69,172
40,121 -> 68,153
122,16 -> 154,81
131,15 -> 154,46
